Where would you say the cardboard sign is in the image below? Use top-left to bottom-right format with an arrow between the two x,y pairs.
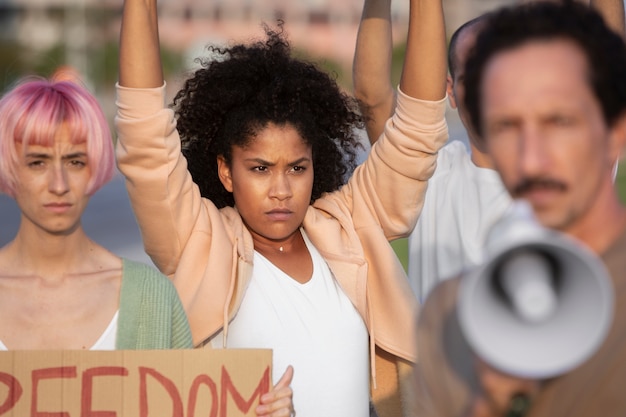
0,349 -> 272,417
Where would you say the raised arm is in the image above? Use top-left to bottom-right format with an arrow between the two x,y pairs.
116,0 -> 198,278
353,0 -> 397,143
119,0 -> 163,88
401,0 -> 447,101
335,0 -> 448,240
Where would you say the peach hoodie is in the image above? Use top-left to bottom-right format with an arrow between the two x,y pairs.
115,83 -> 448,411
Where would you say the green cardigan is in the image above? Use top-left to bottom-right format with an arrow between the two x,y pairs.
116,259 -> 193,349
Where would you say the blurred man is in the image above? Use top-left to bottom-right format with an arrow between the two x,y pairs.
353,0 -> 511,302
414,1 -> 626,416
353,0 -> 624,303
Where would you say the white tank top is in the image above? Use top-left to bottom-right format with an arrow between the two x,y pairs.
0,311 -> 118,351
211,231 -> 370,417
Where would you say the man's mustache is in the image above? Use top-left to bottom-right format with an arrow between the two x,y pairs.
513,178 -> 567,197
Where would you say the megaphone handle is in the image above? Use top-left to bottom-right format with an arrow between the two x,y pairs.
506,393 -> 533,417
469,358 -> 541,417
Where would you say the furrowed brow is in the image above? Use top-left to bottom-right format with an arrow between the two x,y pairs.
288,157 -> 311,166
62,152 -> 88,160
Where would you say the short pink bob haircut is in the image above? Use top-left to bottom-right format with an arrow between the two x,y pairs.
0,75 -> 114,197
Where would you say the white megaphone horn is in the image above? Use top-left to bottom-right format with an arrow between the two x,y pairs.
458,200 -> 614,379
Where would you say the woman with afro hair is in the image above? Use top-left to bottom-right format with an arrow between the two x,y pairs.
115,0 -> 448,416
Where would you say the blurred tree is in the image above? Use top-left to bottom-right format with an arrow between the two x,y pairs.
32,44 -> 66,79
0,41 -> 27,93
391,42 -> 406,87
90,42 -> 185,88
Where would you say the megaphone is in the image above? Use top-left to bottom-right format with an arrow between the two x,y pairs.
458,200 -> 614,379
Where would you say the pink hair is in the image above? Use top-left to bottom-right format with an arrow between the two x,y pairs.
0,76 -> 114,197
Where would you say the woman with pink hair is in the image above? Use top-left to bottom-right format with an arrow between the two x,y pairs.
0,75 -> 193,350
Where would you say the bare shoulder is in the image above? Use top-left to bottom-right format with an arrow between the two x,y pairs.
84,244 -> 124,275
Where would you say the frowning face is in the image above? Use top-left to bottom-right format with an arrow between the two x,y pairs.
13,124 -> 92,236
218,122 -> 314,247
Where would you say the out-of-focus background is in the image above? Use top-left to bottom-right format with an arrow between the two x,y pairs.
0,0 -> 624,269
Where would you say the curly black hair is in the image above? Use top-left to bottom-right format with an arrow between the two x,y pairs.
172,24 -> 364,208
463,0 -> 626,137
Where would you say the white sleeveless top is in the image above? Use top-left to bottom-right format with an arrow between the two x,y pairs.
211,230 -> 370,417
0,311 -> 118,351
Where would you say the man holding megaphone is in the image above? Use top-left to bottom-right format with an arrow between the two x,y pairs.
413,1 -> 626,416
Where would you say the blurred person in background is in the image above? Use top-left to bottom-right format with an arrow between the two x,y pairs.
354,0 -> 510,302
413,1 -> 626,416
352,0 -> 624,303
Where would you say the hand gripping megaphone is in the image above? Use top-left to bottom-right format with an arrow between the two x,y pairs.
458,200 -> 614,379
